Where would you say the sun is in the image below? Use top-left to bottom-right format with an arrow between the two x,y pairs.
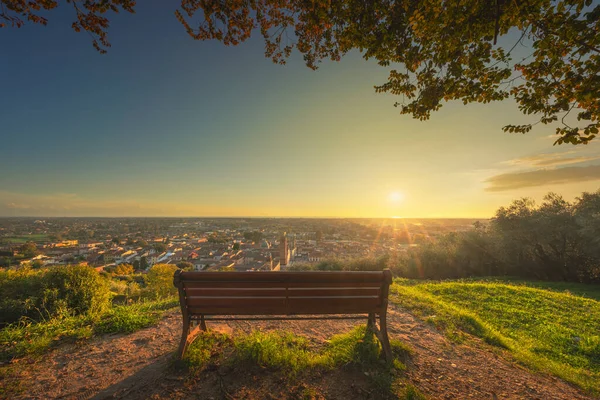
388,191 -> 405,203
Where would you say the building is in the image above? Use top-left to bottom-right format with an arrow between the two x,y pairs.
279,233 -> 290,267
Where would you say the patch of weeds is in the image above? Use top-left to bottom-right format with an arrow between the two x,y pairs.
391,339 -> 412,359
403,383 -> 427,399
95,298 -> 177,334
291,384 -> 322,400
326,325 -> 381,365
0,365 -> 26,397
184,326 -> 420,398
234,330 -> 324,375
0,315 -> 94,360
184,331 -> 231,372
0,297 -> 178,361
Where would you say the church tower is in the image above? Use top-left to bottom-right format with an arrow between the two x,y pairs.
280,232 -> 289,266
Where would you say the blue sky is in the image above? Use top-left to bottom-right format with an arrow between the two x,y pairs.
1,2 -> 599,217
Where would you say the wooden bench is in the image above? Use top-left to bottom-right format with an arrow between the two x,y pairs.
173,269 -> 393,361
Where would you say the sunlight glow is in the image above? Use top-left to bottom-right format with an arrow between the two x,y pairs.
388,191 -> 405,203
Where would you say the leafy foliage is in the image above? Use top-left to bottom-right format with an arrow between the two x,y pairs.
112,263 -> 134,276
0,265 -> 110,325
18,242 -> 38,258
143,263 -> 179,299
42,264 -> 111,317
398,189 -> 600,283
3,0 -> 598,143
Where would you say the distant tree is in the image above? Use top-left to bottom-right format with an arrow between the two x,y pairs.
31,259 -> 44,269
49,233 -> 63,242
113,263 -> 134,275
136,239 -> 148,247
140,256 -> 150,270
2,0 -> 598,143
232,242 -> 240,251
111,237 -> 120,246
19,242 -> 38,258
144,264 -> 179,299
176,261 -> 194,271
207,234 -> 228,244
132,259 -> 141,270
153,243 -> 167,253
243,231 -> 263,243
574,190 -> 600,259
126,237 -> 135,246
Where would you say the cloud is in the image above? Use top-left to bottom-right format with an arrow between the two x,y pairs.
5,202 -> 32,209
503,152 -> 600,168
485,164 -> 600,192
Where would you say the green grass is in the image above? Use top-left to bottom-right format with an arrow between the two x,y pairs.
0,297 -> 178,360
187,325 -> 383,375
391,279 -> 600,393
2,234 -> 49,244
95,298 -> 178,334
184,326 -> 423,398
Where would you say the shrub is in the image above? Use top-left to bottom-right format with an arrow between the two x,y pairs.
42,265 -> 110,317
113,264 -> 134,275
0,265 -> 110,325
0,267 -> 46,325
143,264 -> 179,299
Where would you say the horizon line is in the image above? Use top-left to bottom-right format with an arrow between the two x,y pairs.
0,215 -> 491,220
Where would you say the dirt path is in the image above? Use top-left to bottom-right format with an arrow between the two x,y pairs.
1,305 -> 595,400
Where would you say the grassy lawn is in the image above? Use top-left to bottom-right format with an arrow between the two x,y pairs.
0,298 -> 178,361
391,279 -> 600,394
2,234 -> 49,244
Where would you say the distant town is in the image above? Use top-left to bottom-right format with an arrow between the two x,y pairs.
0,218 -> 484,271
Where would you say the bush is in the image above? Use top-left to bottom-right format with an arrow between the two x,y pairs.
143,264 -> 179,299
113,264 -> 134,276
0,267 -> 46,325
0,265 -> 110,325
42,265 -> 110,317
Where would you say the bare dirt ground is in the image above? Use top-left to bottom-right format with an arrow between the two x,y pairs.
1,305 -> 595,400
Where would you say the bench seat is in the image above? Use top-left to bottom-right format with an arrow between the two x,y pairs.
173,269 -> 393,361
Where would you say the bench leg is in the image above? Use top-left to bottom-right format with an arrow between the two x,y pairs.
366,313 -> 376,334
379,311 -> 393,362
200,314 -> 207,331
177,318 -> 205,359
177,316 -> 191,359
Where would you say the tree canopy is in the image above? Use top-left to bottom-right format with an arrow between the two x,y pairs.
2,0 -> 599,144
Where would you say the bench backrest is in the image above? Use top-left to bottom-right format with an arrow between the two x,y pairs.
174,269 -> 392,316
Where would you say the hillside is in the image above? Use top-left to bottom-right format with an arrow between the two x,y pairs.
392,280 -> 600,393
2,280 -> 598,399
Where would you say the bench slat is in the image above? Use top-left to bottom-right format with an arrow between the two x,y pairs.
184,287 -> 380,297
287,288 -> 381,297
185,288 -> 287,297
288,297 -> 381,314
187,306 -> 288,315
179,271 -> 386,283
183,281 -> 382,289
186,297 -> 286,308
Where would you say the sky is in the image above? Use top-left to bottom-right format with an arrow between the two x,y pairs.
1,2 -> 599,218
